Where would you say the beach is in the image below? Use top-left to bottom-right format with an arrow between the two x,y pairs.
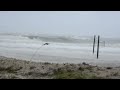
0,56 -> 120,79
1,33 -> 120,79
1,11 -> 120,79
0,33 -> 120,67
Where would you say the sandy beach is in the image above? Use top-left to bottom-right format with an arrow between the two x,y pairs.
0,56 -> 120,79
1,34 -> 120,79
1,11 -> 120,79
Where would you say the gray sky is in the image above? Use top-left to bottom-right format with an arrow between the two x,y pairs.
0,11 -> 120,38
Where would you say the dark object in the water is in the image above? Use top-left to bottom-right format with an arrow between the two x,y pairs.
93,35 -> 96,54
106,67 -> 112,69
43,43 -> 49,45
97,35 -> 100,59
82,62 -> 89,65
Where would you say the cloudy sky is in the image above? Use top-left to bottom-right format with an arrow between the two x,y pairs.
0,11 -> 120,38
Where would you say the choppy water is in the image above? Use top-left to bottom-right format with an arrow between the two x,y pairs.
0,33 -> 120,66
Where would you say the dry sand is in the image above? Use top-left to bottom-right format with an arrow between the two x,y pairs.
0,56 -> 120,79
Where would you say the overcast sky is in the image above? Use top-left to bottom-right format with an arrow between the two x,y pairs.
0,11 -> 120,38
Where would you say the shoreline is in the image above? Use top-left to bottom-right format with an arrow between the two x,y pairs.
0,56 -> 120,79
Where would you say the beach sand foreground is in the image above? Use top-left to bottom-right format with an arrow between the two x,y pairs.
0,56 -> 120,79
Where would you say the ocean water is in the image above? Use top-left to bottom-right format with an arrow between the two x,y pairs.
0,33 -> 120,66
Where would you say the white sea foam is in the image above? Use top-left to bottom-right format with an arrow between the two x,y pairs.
0,33 -> 120,65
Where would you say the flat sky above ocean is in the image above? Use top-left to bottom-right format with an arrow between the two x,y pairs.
0,11 -> 120,38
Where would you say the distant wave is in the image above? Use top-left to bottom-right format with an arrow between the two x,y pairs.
1,33 -> 120,47
22,35 -> 93,44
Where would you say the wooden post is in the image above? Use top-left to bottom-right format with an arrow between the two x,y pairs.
97,35 -> 100,59
93,35 -> 96,54
104,41 -> 105,47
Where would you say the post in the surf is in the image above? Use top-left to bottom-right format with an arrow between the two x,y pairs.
93,35 -> 96,54
97,35 -> 100,59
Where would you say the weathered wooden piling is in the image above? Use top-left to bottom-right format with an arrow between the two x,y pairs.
93,35 -> 96,54
104,41 -> 105,47
97,35 -> 100,59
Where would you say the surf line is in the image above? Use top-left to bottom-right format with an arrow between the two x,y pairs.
30,43 -> 50,62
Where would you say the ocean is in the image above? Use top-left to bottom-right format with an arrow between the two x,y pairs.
0,33 -> 120,66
